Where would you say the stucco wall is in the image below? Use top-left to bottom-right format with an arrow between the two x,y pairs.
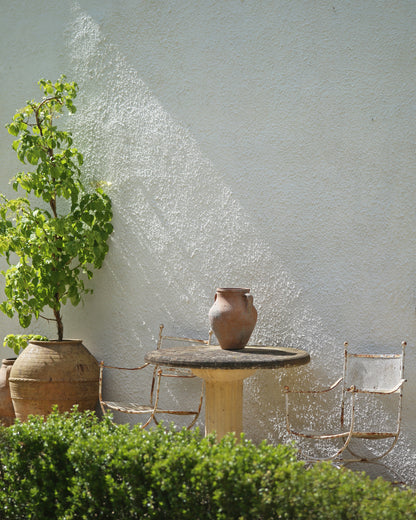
1,1 -> 415,482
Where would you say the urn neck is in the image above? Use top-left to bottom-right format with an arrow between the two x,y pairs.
216,288 -> 250,294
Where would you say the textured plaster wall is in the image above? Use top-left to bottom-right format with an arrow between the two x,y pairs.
1,1 -> 415,481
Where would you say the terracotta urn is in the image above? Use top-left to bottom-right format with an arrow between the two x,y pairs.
208,288 -> 257,350
0,358 -> 16,426
9,340 -> 99,421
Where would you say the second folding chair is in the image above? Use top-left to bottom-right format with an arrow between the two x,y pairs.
99,324 -> 212,429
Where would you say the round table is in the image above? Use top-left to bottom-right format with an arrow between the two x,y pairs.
145,344 -> 310,438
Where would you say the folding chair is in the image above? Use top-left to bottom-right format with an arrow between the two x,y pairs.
99,324 -> 212,429
284,341 -> 406,474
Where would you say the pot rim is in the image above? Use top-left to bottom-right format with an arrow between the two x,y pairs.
216,288 -> 250,293
28,339 -> 83,346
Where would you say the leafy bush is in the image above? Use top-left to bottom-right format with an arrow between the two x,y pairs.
0,409 -> 414,519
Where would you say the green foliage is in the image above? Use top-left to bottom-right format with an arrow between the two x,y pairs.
3,333 -> 48,355
0,76 -> 113,341
0,409 -> 414,519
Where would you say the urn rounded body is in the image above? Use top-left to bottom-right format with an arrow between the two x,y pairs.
9,340 -> 99,421
0,358 -> 16,426
208,288 -> 257,350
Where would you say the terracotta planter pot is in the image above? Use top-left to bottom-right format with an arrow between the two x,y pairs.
9,340 -> 99,421
208,288 -> 257,350
0,358 -> 16,426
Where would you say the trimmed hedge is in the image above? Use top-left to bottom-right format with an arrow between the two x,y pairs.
0,409 -> 414,519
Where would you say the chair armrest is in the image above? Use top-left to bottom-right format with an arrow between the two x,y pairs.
284,377 -> 343,395
99,361 -> 150,371
161,335 -> 209,345
346,378 -> 407,395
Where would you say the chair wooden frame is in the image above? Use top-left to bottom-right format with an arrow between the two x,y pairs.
99,324 -> 212,429
284,341 -> 407,469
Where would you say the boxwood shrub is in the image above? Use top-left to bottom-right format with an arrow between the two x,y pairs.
0,409 -> 414,519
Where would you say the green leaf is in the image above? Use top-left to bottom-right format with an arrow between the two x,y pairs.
7,123 -> 19,136
26,150 -> 39,165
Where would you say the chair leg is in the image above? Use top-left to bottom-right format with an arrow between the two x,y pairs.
290,434 -> 352,464
184,389 -> 204,430
343,434 -> 400,463
98,362 -> 107,417
141,412 -> 156,429
341,458 -> 406,486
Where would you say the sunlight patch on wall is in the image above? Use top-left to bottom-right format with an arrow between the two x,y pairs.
67,6 -> 329,351
66,5 -> 414,483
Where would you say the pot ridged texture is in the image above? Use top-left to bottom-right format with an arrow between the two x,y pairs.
0,358 -> 16,426
9,340 -> 99,421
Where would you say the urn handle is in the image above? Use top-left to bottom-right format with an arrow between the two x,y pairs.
246,294 -> 253,308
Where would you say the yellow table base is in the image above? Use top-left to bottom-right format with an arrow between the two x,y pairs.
192,368 -> 256,439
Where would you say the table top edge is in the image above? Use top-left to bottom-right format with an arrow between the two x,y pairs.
144,344 -> 310,370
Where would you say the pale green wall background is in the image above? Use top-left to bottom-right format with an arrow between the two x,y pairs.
1,1 -> 415,482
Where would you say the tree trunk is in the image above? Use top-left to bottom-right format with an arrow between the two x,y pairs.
54,308 -> 64,341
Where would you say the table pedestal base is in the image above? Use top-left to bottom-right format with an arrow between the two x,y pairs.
192,368 -> 255,439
